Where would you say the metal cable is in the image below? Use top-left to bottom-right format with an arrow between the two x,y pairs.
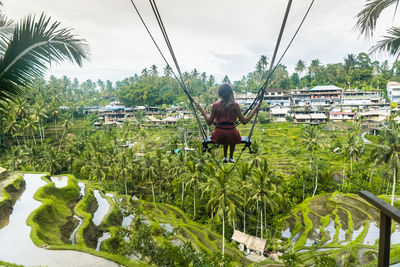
242,0 -> 315,118
148,0 -> 208,139
128,0 -> 186,91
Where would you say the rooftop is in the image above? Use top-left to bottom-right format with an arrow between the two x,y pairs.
309,85 -> 343,91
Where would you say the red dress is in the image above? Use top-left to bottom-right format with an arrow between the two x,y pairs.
211,101 -> 242,145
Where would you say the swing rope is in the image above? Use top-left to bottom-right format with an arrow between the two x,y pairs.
128,0 -> 315,176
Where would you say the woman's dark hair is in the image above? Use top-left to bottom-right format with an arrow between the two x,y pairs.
218,83 -> 235,109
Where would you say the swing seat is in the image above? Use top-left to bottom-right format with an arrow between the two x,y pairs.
202,136 -> 251,152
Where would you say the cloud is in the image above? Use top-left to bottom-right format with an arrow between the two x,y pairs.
2,0 -> 397,83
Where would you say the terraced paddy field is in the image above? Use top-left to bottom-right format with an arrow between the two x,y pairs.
277,192 -> 400,266
0,172 -> 247,266
2,169 -> 399,266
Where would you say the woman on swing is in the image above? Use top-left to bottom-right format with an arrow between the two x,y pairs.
195,83 -> 261,163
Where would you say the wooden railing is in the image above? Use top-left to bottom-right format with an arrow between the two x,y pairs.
359,190 -> 400,267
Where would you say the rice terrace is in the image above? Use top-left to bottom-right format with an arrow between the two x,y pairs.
2,0 -> 400,266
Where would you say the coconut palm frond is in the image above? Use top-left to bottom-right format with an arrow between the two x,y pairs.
355,0 -> 397,37
370,26 -> 400,58
394,0 -> 400,20
0,13 -> 15,58
0,13 -> 90,107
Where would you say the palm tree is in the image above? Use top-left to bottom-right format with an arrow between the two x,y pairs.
356,0 -> 400,57
203,167 -> 241,256
117,152 -> 131,195
163,65 -> 172,77
23,142 -> 41,171
59,112 -> 73,150
344,54 -> 357,75
182,160 -> 203,220
149,64 -> 159,76
32,102 -> 47,143
250,159 -> 281,239
3,112 -> 21,147
343,131 -> 364,176
142,154 -> 157,202
43,146 -> 61,175
0,12 -> 89,108
371,121 -> 400,206
236,161 -> 252,233
300,124 -> 320,197
81,152 -> 109,181
295,60 -> 306,77
222,75 -> 231,84
8,146 -> 23,171
308,59 -> 321,78
24,114 -> 38,145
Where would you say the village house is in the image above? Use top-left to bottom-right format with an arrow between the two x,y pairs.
269,104 -> 290,122
387,81 -> 400,103
291,88 -> 311,106
341,89 -> 383,106
294,113 -> 327,124
308,85 -> 342,106
329,111 -> 356,121
357,108 -> 391,122
235,92 -> 256,106
263,88 -> 292,107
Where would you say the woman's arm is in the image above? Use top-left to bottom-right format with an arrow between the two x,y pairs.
237,102 -> 262,125
195,103 -> 215,126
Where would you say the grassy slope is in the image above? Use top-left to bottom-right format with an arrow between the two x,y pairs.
141,201 -> 250,266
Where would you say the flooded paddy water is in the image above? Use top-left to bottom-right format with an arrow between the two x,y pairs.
280,192 -> 400,266
0,174 -> 118,267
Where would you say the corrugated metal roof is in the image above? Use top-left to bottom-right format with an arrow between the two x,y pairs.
310,114 -> 327,119
309,85 -> 343,91
295,114 -> 310,119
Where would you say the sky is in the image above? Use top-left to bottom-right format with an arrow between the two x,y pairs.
2,0 -> 398,84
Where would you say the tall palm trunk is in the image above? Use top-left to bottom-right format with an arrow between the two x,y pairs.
41,121 -> 45,140
31,129 -> 37,145
59,127 -> 67,150
193,187 -> 196,220
13,136 -> 21,148
38,122 -> 43,144
222,205 -> 225,256
243,208 -> 246,233
313,164 -> 319,197
151,182 -> 155,203
342,161 -> 346,189
181,181 -> 184,207
55,118 -> 58,139
350,157 -> 353,177
264,200 -> 267,237
260,208 -> 263,239
256,197 -> 259,237
124,176 -> 128,195
392,167 -> 397,206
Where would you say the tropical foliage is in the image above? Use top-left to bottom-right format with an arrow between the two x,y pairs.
0,10 -> 89,109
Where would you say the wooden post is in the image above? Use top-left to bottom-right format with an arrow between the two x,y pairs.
378,212 -> 391,267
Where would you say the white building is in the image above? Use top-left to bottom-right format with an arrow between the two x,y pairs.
341,90 -> 383,106
235,92 -> 256,106
270,105 -> 290,122
329,112 -> 355,121
387,81 -> 400,103
358,109 -> 391,122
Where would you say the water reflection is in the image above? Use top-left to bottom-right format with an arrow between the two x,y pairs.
0,174 -> 118,267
